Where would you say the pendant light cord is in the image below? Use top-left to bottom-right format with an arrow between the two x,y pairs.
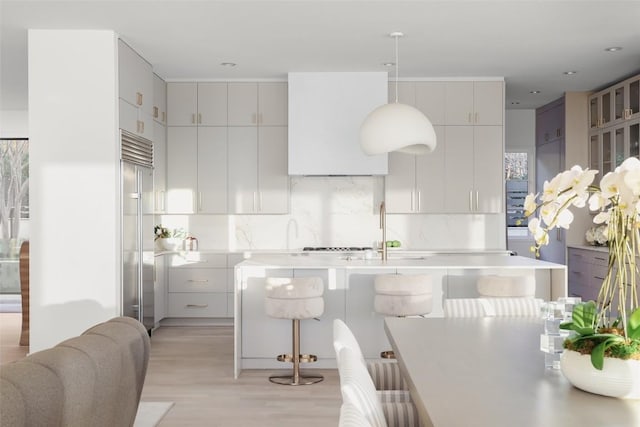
394,34 -> 399,104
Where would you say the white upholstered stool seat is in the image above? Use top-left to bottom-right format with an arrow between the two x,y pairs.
374,275 -> 432,358
476,275 -> 536,298
374,274 -> 433,317
264,277 -> 324,386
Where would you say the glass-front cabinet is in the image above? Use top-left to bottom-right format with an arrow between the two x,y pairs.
589,73 -> 640,180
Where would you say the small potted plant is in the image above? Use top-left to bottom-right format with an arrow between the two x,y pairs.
525,158 -> 640,399
154,225 -> 186,251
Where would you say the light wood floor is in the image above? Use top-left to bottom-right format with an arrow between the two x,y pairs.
0,315 -> 342,425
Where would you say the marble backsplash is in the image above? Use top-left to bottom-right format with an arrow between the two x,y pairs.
159,176 -> 506,251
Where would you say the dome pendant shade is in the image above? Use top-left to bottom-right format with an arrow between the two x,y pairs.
359,103 -> 437,155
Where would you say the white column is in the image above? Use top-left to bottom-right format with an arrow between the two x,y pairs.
28,29 -> 120,351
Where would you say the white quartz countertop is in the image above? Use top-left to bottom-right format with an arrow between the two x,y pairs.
235,253 -> 565,270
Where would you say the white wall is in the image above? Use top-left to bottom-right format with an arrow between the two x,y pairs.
29,29 -> 120,352
0,110 -> 28,138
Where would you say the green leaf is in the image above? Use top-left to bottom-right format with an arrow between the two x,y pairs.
571,301 -> 598,330
590,337 -> 624,370
628,308 -> 640,340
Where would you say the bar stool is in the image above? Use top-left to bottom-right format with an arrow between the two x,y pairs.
374,274 -> 432,358
476,275 -> 536,298
264,276 -> 324,385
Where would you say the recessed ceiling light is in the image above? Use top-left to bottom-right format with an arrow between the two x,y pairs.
529,90 -> 541,94
221,62 -> 237,67
383,62 -> 395,67
563,71 -> 578,75
511,101 -> 520,105
605,47 -> 623,52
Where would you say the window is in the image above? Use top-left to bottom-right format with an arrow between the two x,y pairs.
505,152 -> 529,236
0,138 -> 29,243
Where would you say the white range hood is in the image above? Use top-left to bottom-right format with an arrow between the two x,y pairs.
288,72 -> 388,175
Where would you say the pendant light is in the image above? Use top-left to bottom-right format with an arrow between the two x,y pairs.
360,32 -> 437,156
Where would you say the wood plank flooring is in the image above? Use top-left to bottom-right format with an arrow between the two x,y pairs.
141,325 -> 341,426
0,316 -> 342,425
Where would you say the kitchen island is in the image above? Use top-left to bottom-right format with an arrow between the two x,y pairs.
233,252 -> 566,378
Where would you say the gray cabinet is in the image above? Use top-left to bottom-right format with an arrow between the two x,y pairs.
567,247 -> 608,302
118,40 -> 153,139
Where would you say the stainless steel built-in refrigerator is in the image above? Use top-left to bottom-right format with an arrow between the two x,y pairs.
121,131 -> 155,333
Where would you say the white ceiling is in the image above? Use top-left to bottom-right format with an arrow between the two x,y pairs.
2,0 -> 640,111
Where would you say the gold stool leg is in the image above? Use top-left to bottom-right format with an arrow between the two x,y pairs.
269,319 -> 324,386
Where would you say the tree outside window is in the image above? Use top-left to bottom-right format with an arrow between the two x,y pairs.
0,138 -> 29,257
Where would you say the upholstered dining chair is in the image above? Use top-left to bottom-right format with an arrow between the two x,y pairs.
337,347 -> 420,427
333,319 -> 409,391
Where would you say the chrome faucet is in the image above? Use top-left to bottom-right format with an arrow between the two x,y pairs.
380,201 -> 387,261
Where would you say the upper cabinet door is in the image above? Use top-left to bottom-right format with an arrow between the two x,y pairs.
227,127 -> 259,213
389,81 -> 415,105
167,83 -> 197,126
118,40 -> 153,116
473,81 -> 503,125
228,83 -> 258,126
444,126 -> 474,211
415,82 -> 446,125
258,83 -> 288,126
445,82 -> 474,125
415,126 -> 446,212
197,127 -> 228,213
166,126 -> 198,213
473,126 -> 503,213
198,83 -> 227,126
385,152 -> 417,214
257,126 -> 289,213
153,74 -> 167,125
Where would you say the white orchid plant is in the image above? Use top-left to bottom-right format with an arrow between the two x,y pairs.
524,157 -> 640,369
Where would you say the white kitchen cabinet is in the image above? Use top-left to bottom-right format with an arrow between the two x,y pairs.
415,82 -> 446,125
228,82 -> 287,126
152,74 -> 167,125
167,253 -> 230,318
444,126 -> 503,213
154,255 -> 166,324
167,82 -> 227,126
228,126 -> 288,214
385,126 -> 445,213
388,81 -> 414,105
118,40 -> 154,139
118,40 -> 153,117
445,81 -> 503,125
153,120 -> 167,213
166,126 -> 227,214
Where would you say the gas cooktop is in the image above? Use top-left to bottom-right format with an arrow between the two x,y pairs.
302,246 -> 373,252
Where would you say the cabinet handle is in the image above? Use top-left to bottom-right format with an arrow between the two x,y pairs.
252,113 -> 257,124
417,191 -> 421,211
410,191 -> 414,212
475,191 -> 479,211
594,256 -> 606,261
198,113 -> 202,124
136,92 -> 143,106
544,132 -> 549,142
571,271 -> 581,275
153,106 -> 159,118
468,112 -> 472,123
192,114 -> 196,124
259,192 -> 263,212
594,276 -> 605,281
198,191 -> 203,211
253,192 -> 257,212
469,191 -> 473,211
161,190 -> 165,212
140,121 -> 144,134
186,304 -> 208,309
625,108 -> 632,120
474,112 -> 478,124
187,279 -> 209,283
162,112 -> 166,123
556,228 -> 562,241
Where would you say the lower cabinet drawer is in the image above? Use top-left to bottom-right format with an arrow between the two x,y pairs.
168,268 -> 227,292
168,293 -> 228,317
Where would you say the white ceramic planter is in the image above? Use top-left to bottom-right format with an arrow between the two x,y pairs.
158,238 -> 182,252
560,349 -> 640,399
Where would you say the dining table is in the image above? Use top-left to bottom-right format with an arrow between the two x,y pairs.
384,316 -> 640,427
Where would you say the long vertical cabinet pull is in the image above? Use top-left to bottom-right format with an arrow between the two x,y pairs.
252,192 -> 257,212
410,191 -> 415,212
469,191 -> 473,211
192,114 -> 196,124
475,191 -> 479,211
198,114 -> 202,124
258,192 -> 263,212
417,191 -> 421,212
198,192 -> 203,212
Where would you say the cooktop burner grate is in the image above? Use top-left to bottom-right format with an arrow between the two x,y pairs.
302,247 -> 373,252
